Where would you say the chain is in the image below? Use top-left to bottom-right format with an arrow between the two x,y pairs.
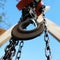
15,41 -> 24,60
42,5 -> 51,60
3,38 -> 19,60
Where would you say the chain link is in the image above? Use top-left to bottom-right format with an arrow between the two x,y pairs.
3,38 -> 19,60
42,5 -> 51,60
15,41 -> 24,60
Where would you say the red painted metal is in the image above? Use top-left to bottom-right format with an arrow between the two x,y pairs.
35,2 -> 42,16
16,0 -> 33,10
16,0 -> 42,16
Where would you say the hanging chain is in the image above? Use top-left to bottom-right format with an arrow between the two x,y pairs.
15,41 -> 24,60
42,5 -> 51,60
1,37 -> 24,60
3,38 -> 19,60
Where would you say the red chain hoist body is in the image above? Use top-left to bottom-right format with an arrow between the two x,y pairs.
16,0 -> 42,16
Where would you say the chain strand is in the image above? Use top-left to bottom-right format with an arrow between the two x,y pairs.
42,5 -> 51,60
15,41 -> 24,60
3,38 -> 19,60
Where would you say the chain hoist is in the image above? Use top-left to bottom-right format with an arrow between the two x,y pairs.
0,0 -> 52,60
42,5 -> 51,60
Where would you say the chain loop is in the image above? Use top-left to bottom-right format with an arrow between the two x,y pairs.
15,41 -> 24,60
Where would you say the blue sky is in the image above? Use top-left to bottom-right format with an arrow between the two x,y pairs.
0,0 -> 60,60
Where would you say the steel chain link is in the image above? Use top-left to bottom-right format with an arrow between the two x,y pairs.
15,41 -> 24,60
3,38 -> 19,60
42,5 -> 51,60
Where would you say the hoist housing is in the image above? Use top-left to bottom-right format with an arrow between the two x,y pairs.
16,0 -> 43,16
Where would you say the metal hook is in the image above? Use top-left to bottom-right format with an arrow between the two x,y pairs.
11,19 -> 43,40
